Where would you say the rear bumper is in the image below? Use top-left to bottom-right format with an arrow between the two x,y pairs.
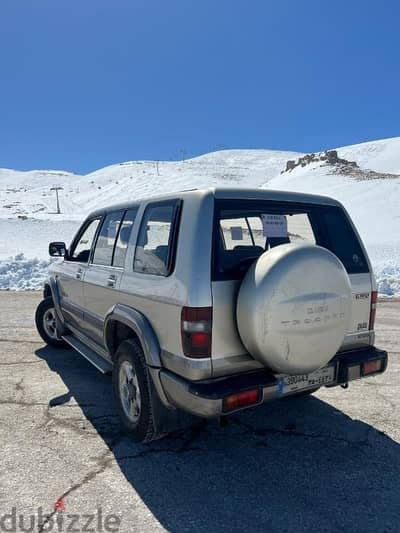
159,346 -> 388,418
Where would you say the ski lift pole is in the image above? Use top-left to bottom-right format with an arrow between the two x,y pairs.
50,186 -> 63,214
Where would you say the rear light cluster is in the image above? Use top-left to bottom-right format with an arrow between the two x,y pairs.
363,359 -> 383,376
369,291 -> 378,330
181,307 -> 212,358
223,389 -> 261,412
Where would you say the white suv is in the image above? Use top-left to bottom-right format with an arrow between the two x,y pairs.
35,188 -> 388,442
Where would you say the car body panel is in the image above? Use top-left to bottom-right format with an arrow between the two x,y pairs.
82,263 -> 124,345
54,260 -> 86,329
45,187 -> 382,405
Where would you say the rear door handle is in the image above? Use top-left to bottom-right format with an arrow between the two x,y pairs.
107,274 -> 117,287
76,268 -> 83,280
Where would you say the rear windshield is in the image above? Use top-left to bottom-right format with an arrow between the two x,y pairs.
212,199 -> 368,280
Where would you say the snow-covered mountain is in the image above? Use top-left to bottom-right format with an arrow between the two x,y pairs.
267,142 -> 400,297
1,137 -> 399,295
0,149 -> 302,218
337,137 -> 400,173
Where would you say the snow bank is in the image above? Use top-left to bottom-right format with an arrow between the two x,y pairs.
375,265 -> 400,297
0,254 -> 52,290
1,253 -> 398,297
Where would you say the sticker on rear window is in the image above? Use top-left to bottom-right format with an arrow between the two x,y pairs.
230,226 -> 243,240
261,214 -> 288,237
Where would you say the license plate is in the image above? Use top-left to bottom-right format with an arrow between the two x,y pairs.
278,366 -> 335,395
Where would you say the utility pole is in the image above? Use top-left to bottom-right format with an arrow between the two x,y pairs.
155,160 -> 160,175
180,148 -> 188,161
50,185 -> 63,214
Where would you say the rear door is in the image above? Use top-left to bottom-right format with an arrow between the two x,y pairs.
57,217 -> 101,329
117,199 -> 183,360
211,199 -> 373,377
82,208 -> 138,346
317,208 -> 373,350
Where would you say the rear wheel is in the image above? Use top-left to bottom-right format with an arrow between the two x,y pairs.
35,297 -> 66,348
113,339 -> 156,442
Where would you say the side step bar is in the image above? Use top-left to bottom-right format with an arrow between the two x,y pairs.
62,334 -> 113,375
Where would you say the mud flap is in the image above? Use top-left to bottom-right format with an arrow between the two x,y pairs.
148,367 -> 199,437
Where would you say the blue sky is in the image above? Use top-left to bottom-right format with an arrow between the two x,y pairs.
1,0 -> 399,173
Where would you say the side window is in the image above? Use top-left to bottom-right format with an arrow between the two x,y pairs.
247,217 -> 265,247
113,208 -> 138,268
319,209 -> 367,273
220,216 -> 265,250
133,201 -> 179,276
220,218 -> 254,249
92,211 -> 124,266
70,218 -> 101,263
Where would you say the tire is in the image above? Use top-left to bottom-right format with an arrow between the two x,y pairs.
113,338 -> 156,443
237,243 -> 352,375
35,297 -> 67,348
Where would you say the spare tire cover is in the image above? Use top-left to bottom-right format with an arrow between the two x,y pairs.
237,243 -> 352,374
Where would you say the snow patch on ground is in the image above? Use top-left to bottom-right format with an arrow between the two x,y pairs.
368,242 -> 400,297
376,267 -> 400,297
2,250 -> 399,295
0,254 -> 52,290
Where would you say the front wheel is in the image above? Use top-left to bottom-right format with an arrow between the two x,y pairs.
35,297 -> 66,348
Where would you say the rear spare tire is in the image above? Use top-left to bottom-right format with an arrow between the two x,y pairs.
237,243 -> 351,375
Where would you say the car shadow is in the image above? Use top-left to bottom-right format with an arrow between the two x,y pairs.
35,345 -> 399,532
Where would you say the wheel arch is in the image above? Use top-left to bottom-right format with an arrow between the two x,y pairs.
43,283 -> 52,298
104,304 -> 162,368
44,277 -> 65,327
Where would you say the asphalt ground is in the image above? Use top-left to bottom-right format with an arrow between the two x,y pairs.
0,292 -> 399,532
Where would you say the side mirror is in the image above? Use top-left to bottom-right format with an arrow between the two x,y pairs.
49,242 -> 67,257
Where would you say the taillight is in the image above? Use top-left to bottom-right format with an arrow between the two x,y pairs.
223,389 -> 261,412
369,290 -> 378,330
363,359 -> 382,376
181,307 -> 212,358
